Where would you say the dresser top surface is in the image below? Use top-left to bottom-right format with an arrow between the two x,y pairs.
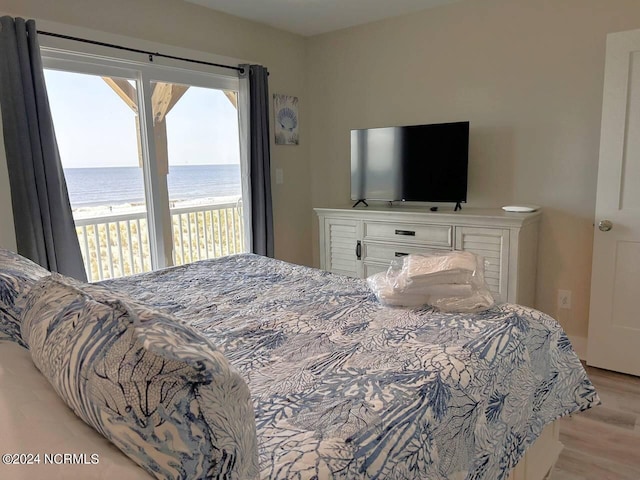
314,206 -> 541,227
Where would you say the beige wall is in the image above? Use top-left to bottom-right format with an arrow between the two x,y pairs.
307,0 -> 640,338
0,0 -> 312,266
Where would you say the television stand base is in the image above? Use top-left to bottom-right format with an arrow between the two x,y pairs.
352,199 -> 369,208
454,202 -> 463,211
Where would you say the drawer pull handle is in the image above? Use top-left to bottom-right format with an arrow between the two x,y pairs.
395,252 -> 409,257
356,241 -> 362,260
395,229 -> 415,236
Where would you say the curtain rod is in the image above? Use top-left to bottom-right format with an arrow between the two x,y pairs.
36,30 -> 245,74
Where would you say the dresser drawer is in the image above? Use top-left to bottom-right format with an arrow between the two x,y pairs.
363,242 -> 450,264
363,262 -> 390,277
363,221 -> 453,247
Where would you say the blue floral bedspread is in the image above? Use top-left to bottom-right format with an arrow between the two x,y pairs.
103,254 -> 599,480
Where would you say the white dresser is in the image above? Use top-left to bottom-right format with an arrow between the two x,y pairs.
315,207 -> 540,306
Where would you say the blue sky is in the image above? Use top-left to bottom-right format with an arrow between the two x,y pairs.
44,69 -> 240,169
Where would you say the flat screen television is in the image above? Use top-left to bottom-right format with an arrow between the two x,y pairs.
350,121 -> 469,210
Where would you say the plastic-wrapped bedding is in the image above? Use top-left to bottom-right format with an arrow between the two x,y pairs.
367,251 -> 495,312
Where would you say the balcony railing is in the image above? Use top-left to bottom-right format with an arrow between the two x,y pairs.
75,202 -> 245,282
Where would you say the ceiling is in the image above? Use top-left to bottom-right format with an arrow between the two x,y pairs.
185,0 -> 464,37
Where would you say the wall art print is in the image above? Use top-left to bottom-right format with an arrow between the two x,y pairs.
273,94 -> 299,145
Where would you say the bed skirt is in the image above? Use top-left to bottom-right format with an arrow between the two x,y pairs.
508,422 -> 562,480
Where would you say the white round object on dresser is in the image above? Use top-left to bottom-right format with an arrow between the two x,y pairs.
502,205 -> 539,213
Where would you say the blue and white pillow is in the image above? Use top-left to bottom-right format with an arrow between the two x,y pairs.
20,274 -> 259,480
0,248 -> 48,347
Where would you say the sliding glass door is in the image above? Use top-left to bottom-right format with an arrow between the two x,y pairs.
43,51 -> 247,281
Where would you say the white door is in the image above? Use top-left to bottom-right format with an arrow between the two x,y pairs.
587,29 -> 640,376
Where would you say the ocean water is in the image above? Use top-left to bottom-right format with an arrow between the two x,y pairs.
64,165 -> 241,208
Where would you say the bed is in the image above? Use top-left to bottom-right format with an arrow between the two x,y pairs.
0,252 -> 599,480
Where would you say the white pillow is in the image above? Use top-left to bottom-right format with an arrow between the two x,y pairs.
0,342 -> 149,479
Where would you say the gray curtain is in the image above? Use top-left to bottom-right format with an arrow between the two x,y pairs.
0,17 -> 87,280
243,64 -> 274,258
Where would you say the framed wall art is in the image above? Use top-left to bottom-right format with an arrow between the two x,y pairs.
273,94 -> 299,145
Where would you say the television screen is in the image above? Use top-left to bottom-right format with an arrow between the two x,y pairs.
351,121 -> 469,204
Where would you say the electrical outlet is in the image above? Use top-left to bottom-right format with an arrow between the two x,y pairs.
558,290 -> 572,310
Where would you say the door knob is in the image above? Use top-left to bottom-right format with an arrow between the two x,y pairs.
598,220 -> 613,232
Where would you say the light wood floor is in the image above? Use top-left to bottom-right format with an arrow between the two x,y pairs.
548,365 -> 640,480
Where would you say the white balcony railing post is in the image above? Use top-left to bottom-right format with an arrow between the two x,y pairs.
74,201 -> 245,282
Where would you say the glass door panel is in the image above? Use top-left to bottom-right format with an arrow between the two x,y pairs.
148,81 -> 245,266
44,69 -> 152,281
